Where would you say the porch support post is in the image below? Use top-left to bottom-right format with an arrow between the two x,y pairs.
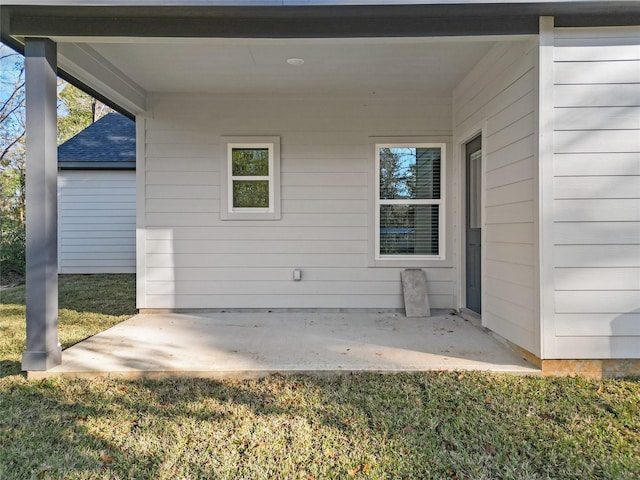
21,38 -> 61,371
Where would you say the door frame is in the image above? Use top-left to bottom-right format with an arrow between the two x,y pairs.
456,125 -> 486,317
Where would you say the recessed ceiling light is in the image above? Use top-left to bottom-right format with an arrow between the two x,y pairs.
286,58 -> 304,66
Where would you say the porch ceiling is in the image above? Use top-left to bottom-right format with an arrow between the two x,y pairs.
4,1 -> 640,115
53,36 -> 500,98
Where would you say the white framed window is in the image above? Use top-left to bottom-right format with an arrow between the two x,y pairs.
375,143 -> 445,260
221,136 -> 280,220
228,143 -> 273,211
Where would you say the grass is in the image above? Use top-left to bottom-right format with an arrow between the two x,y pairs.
1,373 -> 639,479
0,274 -> 137,377
1,275 -> 639,479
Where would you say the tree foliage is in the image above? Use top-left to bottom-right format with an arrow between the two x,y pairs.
58,83 -> 112,144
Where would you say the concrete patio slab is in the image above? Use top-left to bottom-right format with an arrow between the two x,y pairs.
30,311 -> 540,379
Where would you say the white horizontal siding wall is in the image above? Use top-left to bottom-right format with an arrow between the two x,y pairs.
141,94 -> 455,309
453,38 -> 540,355
58,170 -> 136,274
551,26 -> 640,358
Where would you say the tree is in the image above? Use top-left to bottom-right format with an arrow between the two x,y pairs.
0,42 -> 114,283
57,83 -> 112,143
0,45 -> 27,282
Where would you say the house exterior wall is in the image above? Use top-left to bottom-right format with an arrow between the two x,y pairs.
138,93 -> 456,309
453,38 -> 540,355
58,169 -> 136,273
549,26 -> 640,358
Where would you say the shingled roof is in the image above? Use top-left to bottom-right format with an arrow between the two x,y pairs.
58,113 -> 136,169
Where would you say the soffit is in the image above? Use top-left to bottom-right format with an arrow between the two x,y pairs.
57,37 -> 500,96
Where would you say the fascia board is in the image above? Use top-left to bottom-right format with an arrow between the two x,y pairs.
58,162 -> 136,169
57,42 -> 147,115
3,0 -> 639,5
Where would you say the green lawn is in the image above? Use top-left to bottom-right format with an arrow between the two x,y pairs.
1,275 -> 639,479
0,274 -> 137,377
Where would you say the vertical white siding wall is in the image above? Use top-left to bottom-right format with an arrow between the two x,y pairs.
453,39 -> 540,355
141,94 -> 455,309
551,26 -> 640,358
58,170 -> 136,273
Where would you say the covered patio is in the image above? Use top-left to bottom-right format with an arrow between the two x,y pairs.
4,2 -> 638,378
29,311 -> 539,379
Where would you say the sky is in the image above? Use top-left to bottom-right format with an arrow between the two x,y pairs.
0,43 -> 23,103
1,41 -> 79,141
0,43 -> 25,144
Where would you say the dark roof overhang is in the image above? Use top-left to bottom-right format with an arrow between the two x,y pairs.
3,2 -> 639,117
3,2 -> 640,40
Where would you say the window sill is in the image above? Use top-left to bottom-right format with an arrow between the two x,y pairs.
369,257 -> 451,268
220,211 -> 281,221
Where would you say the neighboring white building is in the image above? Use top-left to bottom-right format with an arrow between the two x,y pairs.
58,113 -> 136,274
4,1 -> 639,375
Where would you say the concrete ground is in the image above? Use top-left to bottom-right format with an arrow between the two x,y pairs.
31,311 -> 540,378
